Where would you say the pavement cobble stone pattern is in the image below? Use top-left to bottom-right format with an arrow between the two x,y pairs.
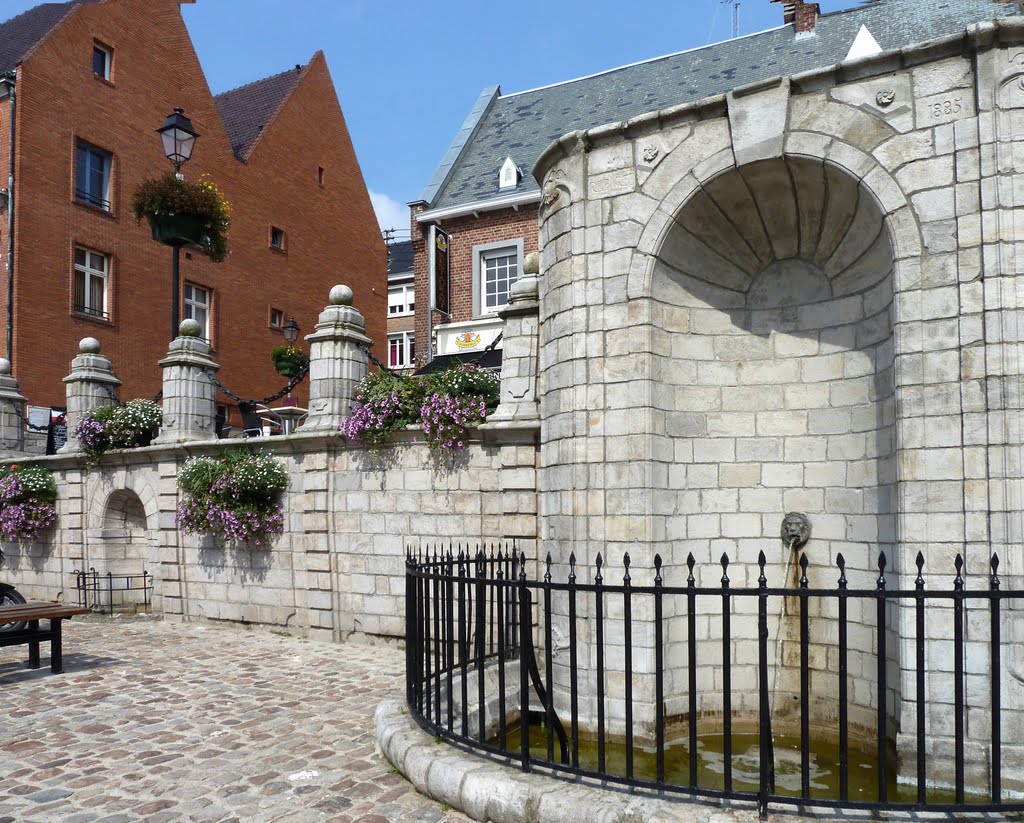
0,615 -> 471,823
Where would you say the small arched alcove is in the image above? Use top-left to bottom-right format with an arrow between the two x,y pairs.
653,155 -> 898,746
92,488 -> 155,612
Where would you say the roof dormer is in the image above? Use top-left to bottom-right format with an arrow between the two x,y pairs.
498,156 -> 521,190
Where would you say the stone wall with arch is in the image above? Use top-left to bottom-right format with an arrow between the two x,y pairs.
534,18 -> 1024,784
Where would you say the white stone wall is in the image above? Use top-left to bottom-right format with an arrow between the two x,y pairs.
534,19 -> 1024,787
1,429 -> 538,643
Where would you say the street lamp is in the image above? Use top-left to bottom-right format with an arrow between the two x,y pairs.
282,317 -> 300,345
157,107 -> 198,177
157,108 -> 199,339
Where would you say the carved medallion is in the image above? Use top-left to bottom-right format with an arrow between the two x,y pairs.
875,88 -> 896,108
642,145 -> 659,163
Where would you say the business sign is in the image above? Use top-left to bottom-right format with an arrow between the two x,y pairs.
436,318 -> 503,355
453,330 -> 482,350
428,225 -> 450,317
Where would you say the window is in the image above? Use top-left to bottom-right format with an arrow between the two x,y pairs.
387,283 -> 414,316
269,308 -> 284,328
473,239 -> 522,317
73,247 -> 108,319
270,227 -> 285,250
75,141 -> 111,210
93,42 -> 112,80
388,332 -> 414,369
184,283 -> 210,339
317,166 -> 325,186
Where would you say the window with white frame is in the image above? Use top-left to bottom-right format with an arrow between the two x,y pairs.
388,332 -> 414,369
388,283 -> 414,316
73,246 -> 108,319
75,141 -> 111,210
473,239 -> 522,315
184,283 -> 211,339
93,42 -> 112,80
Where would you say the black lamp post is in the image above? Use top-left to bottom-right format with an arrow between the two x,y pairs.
157,108 -> 199,339
282,317 -> 300,346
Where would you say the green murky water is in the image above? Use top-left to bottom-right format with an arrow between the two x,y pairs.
500,719 -> 975,804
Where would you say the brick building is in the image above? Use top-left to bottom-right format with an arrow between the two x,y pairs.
410,0 -> 1021,369
0,0 -> 385,420
385,238 -> 414,371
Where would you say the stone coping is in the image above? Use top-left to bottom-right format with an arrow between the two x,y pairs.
5,421 -> 534,470
378,698 -> 775,823
377,699 -> 1005,823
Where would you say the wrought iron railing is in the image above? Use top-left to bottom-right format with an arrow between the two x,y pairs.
406,544 -> 1024,818
74,568 -> 152,615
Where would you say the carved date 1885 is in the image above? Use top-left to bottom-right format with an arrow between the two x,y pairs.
930,97 -> 963,119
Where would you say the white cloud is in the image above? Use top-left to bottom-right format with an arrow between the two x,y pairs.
369,191 -> 409,233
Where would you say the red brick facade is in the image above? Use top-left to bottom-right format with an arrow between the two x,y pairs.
410,203 -> 538,369
0,0 -> 385,416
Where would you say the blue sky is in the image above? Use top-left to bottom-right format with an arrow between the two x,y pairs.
5,0 -> 850,230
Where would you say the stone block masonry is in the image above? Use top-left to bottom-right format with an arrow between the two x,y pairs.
533,15 -> 1024,782
2,429 -> 537,644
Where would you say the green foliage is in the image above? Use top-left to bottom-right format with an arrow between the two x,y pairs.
427,362 -> 500,407
76,399 -> 162,463
340,363 -> 499,455
177,450 -> 288,545
270,345 -> 309,367
179,449 -> 288,501
0,463 -> 57,505
131,173 -> 232,263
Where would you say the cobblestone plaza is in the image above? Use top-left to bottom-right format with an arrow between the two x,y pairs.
0,617 -> 471,823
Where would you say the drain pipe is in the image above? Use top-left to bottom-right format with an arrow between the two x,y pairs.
1,70 -> 15,362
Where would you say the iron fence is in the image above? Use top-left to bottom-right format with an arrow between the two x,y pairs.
74,568 -> 152,615
406,543 -> 1024,818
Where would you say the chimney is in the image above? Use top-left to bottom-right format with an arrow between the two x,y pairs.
771,0 -> 820,33
795,1 -> 820,33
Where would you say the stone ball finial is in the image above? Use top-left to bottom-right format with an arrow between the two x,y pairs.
80,337 -> 101,354
329,284 -> 354,306
0,359 -> 11,376
522,252 -> 540,276
179,318 -> 202,337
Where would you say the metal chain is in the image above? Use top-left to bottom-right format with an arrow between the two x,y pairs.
203,364 -> 309,406
103,384 -> 123,406
357,341 -> 392,374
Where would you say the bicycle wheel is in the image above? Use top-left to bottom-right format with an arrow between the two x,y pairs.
0,584 -> 26,633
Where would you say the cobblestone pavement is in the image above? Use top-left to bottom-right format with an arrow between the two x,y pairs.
0,615 -> 472,823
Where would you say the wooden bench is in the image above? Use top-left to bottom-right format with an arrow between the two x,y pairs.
0,602 -> 92,674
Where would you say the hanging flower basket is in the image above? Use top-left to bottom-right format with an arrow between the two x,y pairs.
270,345 -> 308,377
146,213 -> 204,247
131,173 -> 232,263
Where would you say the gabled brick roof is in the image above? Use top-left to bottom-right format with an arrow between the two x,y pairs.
424,0 -> 1022,211
214,64 -> 305,161
0,0 -> 98,74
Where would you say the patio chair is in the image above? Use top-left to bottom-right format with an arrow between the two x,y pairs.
238,402 -> 263,437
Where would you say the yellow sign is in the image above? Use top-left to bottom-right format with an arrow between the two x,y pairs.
453,330 -> 482,350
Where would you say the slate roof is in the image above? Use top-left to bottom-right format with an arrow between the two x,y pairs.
214,64 -> 306,161
0,0 -> 97,74
387,240 -> 414,277
425,0 -> 1022,211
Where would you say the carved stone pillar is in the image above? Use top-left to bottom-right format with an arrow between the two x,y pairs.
59,337 -> 122,454
486,252 -> 540,426
154,319 -> 220,445
0,359 -> 27,455
303,285 -> 372,432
